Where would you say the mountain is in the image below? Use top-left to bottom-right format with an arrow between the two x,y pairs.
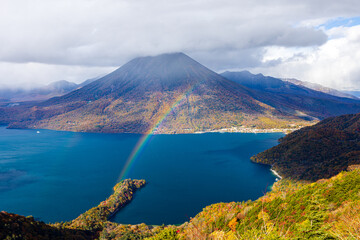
3,53 -> 301,133
3,53 -> 360,133
0,80 -> 78,102
37,80 -> 79,99
0,78 -> 101,103
221,70 -> 360,120
282,77 -> 358,100
343,90 -> 360,98
251,113 -> 360,181
46,80 -> 78,92
221,70 -> 289,90
77,76 -> 101,88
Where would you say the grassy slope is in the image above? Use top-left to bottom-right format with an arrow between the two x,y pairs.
175,170 -> 360,240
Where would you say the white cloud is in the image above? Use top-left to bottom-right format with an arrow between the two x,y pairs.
0,0 -> 359,88
0,0 -> 328,65
247,25 -> 360,90
0,62 -> 115,89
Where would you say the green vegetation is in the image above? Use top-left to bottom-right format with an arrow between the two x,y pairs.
61,179 -> 146,231
0,211 -> 97,240
98,223 -> 154,240
178,170 -> 360,239
145,227 -> 178,240
2,171 -> 360,239
252,113 -> 360,181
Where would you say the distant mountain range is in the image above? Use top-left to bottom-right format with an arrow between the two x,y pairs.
281,77 -> 358,100
0,77 -> 99,102
342,90 -> 360,98
2,53 -> 360,133
221,70 -> 360,119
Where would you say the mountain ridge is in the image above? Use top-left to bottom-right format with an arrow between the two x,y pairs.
4,53 -> 292,133
221,70 -> 360,120
282,77 -> 359,100
251,113 -> 360,181
0,78 -> 99,103
2,53 -> 360,133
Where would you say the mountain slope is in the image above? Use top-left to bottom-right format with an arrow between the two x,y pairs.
251,113 -> 360,181
0,212 -> 98,240
179,169 -> 360,239
3,53 -> 360,134
283,77 -> 359,100
5,53 -> 304,133
343,90 -> 360,98
221,71 -> 360,120
0,80 -> 78,102
0,77 -> 102,103
45,53 -> 257,103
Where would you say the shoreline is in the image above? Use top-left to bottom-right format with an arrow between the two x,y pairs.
197,127 -> 299,134
270,168 -> 282,180
3,125 -> 303,135
156,126 -> 303,134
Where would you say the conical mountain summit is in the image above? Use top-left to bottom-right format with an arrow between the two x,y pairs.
5,53 -> 360,133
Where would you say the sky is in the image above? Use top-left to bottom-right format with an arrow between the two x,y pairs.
0,0 -> 360,90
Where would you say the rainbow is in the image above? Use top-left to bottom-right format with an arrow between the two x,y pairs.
118,85 -> 196,180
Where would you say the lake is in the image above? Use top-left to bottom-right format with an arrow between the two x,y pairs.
0,126 -> 283,225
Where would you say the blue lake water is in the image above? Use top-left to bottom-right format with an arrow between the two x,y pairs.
0,126 -> 283,225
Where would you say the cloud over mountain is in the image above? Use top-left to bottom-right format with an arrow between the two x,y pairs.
0,0 -> 359,89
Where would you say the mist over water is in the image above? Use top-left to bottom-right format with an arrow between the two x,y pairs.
0,127 -> 283,224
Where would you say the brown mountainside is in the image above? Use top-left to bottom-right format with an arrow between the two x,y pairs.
4,53 -> 298,133
3,53 -> 360,133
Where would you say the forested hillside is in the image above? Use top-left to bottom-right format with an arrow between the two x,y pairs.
251,113 -> 360,181
2,170 -> 360,239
